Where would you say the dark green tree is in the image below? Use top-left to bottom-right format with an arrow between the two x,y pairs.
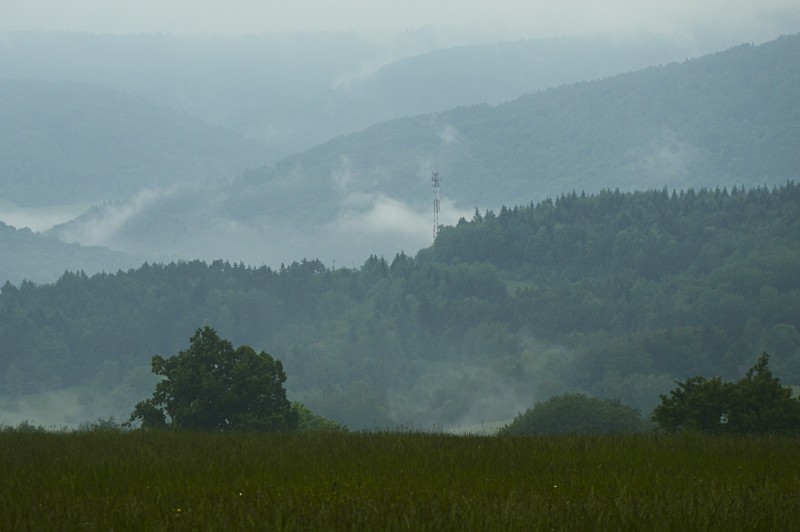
499,393 -> 647,435
131,326 -> 298,431
652,353 -> 800,435
292,402 -> 347,432
649,375 -> 733,433
731,353 -> 800,434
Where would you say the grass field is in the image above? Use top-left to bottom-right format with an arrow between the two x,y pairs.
2,431 -> 799,530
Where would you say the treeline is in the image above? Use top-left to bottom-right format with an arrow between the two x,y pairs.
1,184 -> 799,427
430,184 -> 800,389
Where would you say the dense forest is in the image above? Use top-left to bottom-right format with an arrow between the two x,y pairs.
1,183 -> 798,428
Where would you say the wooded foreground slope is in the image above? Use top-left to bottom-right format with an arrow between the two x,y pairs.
1,184 -> 798,427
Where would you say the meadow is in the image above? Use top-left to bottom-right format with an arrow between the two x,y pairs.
2,431 -> 799,530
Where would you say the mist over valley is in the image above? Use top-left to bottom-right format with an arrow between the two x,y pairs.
1,23 -> 799,430
31,34 -> 800,276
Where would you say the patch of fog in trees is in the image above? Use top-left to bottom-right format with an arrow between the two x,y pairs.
0,200 -> 93,233
0,364 -> 157,429
384,337 -> 580,432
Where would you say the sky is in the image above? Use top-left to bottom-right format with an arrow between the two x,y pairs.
2,0 -> 799,39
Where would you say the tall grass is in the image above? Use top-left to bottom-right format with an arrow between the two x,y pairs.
2,431 -> 799,530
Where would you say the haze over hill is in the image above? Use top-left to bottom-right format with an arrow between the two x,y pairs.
0,32 -> 714,162
0,221 -> 140,285
48,34 -> 800,270
264,35 -> 800,210
0,30 -> 730,271
0,79 -> 273,207
2,1 -> 799,429
4,0 -> 798,40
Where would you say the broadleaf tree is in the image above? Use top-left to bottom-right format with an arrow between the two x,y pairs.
652,353 -> 800,435
131,326 -> 298,431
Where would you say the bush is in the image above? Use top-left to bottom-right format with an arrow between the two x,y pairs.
77,417 -> 126,432
499,393 -> 647,435
293,402 -> 348,432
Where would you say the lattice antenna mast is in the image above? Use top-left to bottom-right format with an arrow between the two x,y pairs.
431,171 -> 441,240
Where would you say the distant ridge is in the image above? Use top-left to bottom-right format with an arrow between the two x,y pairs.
244,34 -> 800,217
0,221 -> 140,285
0,80 -> 273,206
40,35 -> 800,270
0,31 -> 708,159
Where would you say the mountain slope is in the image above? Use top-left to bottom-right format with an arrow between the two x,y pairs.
255,34 -> 800,213
0,31 -> 709,159
349,35 -> 703,117
0,221 -> 140,284
49,35 -> 800,269
0,80 -> 273,206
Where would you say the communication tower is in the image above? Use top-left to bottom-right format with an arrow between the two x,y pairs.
431,171 -> 441,240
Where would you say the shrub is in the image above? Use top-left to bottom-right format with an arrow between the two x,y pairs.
499,393 -> 647,435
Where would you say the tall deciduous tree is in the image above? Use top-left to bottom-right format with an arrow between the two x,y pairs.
131,327 -> 298,431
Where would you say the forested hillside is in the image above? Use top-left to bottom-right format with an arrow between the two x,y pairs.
2,184 -> 798,428
335,34 -> 699,121
0,221 -> 140,285
0,80 -> 272,206
252,34 -> 800,214
43,35 -> 800,271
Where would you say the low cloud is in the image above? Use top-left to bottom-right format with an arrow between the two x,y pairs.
382,335 -> 584,432
628,129 -> 699,188
333,192 -> 471,235
439,124 -> 460,145
331,155 -> 356,191
332,59 -> 392,90
333,193 -> 430,239
0,200 -> 92,233
386,362 -> 537,432
53,187 -> 178,248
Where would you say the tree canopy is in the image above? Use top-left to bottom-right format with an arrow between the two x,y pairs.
652,353 -> 800,435
131,327 -> 298,431
2,184 -> 799,428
